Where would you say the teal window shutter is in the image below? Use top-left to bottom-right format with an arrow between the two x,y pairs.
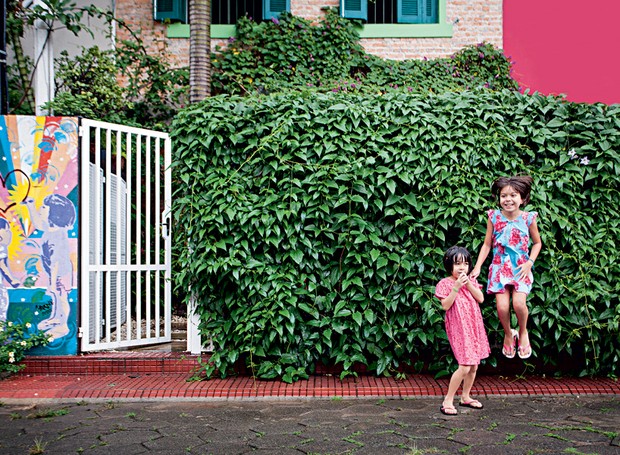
342,0 -> 368,21
398,0 -> 437,24
154,0 -> 187,22
263,0 -> 290,20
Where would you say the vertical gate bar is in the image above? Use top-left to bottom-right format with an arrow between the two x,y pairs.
94,126 -> 102,345
104,127 -> 112,343
164,136 -> 172,339
79,121 -> 91,351
145,137 -> 152,336
135,134 -> 143,339
154,137 -> 161,337
115,130 -> 122,338
125,131 -> 133,342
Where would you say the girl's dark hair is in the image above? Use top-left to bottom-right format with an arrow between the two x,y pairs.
491,175 -> 533,206
443,245 -> 473,275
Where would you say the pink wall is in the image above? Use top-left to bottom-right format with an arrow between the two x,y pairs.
503,1 -> 620,105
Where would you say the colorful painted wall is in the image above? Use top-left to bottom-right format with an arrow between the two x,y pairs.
0,116 -> 79,355
503,0 -> 620,105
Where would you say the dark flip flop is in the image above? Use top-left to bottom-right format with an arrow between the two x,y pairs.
440,405 -> 458,416
459,400 -> 483,409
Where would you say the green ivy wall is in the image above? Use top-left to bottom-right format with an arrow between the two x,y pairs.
171,89 -> 620,381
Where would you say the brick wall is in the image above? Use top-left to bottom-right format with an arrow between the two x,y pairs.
116,0 -> 190,67
360,0 -> 503,60
116,0 -> 502,67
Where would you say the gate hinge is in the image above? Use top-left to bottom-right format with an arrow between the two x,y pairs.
78,327 -> 83,338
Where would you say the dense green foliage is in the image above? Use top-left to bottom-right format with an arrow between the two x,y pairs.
212,9 -> 518,96
10,8 -> 514,128
46,47 -> 129,124
172,90 -> 620,381
43,42 -> 189,130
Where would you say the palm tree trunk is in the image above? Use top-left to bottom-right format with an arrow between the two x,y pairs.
189,0 -> 211,102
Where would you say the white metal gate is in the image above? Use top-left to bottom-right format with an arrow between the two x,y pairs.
79,119 -> 172,351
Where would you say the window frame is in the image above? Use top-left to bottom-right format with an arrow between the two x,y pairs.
165,0 -> 452,39
263,0 -> 291,20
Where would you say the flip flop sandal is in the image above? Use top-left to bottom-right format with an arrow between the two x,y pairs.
502,329 -> 519,359
518,344 -> 532,359
440,405 -> 458,416
459,400 -> 484,409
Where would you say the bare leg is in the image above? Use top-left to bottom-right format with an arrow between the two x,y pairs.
495,292 -> 514,354
460,364 -> 478,403
513,291 -> 530,356
442,365 -> 471,413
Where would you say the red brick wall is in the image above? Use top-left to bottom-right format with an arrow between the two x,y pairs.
116,0 -> 502,66
116,0 -> 190,67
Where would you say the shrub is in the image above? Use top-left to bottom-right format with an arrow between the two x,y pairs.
42,41 -> 189,130
211,10 -> 366,95
171,89 -> 620,381
1,321 -> 51,375
44,47 -> 129,124
211,10 -> 518,96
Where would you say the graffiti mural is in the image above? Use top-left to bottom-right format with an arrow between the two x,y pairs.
0,116 -> 79,355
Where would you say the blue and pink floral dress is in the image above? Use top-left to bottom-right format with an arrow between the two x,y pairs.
487,209 -> 538,295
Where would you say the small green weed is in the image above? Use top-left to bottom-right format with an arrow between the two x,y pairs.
343,431 -> 364,447
28,408 -> 69,419
503,433 -> 516,444
28,437 -> 48,455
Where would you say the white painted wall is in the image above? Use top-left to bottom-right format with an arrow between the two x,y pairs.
7,0 -> 115,112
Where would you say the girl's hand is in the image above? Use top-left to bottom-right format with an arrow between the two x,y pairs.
515,260 -> 533,281
455,272 -> 469,289
470,267 -> 480,280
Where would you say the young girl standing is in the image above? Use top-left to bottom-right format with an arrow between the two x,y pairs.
435,246 -> 490,416
471,175 -> 542,360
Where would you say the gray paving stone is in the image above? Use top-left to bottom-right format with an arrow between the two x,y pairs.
0,395 -> 618,454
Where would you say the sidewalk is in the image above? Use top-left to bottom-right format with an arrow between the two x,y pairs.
1,351 -> 619,402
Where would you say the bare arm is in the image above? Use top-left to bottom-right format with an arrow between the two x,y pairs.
440,273 -> 469,311
516,219 -> 542,280
528,219 -> 542,262
470,218 -> 493,280
440,284 -> 460,311
465,280 -> 485,303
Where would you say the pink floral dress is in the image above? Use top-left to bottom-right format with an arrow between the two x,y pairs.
487,209 -> 538,295
435,277 -> 490,365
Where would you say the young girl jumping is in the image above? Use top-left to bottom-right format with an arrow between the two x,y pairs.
435,245 -> 490,416
471,175 -> 542,360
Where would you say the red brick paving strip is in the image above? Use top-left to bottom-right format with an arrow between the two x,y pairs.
1,352 -> 617,400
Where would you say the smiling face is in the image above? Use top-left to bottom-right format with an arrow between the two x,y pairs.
499,185 -> 523,217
